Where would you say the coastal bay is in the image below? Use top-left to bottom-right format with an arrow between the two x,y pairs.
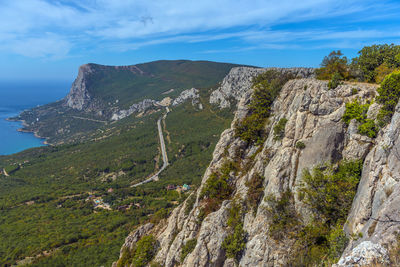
0,80 -> 70,155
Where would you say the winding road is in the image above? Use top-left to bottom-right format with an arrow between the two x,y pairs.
131,108 -> 170,187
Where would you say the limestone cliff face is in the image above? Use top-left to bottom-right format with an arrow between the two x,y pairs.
64,64 -> 94,111
115,67 -> 400,266
209,67 -> 315,108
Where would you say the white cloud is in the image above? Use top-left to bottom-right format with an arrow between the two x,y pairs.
0,0 -> 398,58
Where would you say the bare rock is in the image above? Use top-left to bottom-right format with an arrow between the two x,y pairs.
172,88 -> 200,106
336,241 -> 389,266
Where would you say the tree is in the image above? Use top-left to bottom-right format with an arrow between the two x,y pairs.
316,50 -> 349,80
352,44 -> 400,82
377,70 -> 400,125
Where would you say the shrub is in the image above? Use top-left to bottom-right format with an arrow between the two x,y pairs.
235,70 -> 294,144
150,208 -> 169,224
199,160 -> 237,221
358,119 -> 378,138
299,160 -> 362,225
180,238 -> 197,262
328,72 -> 344,89
327,223 -> 349,260
273,118 -> 288,141
342,99 -> 369,125
295,141 -> 306,150
316,50 -> 349,80
290,221 -> 330,266
342,99 -> 378,138
265,190 -> 300,240
377,70 -> 400,126
288,160 -> 362,265
118,235 -> 158,267
222,202 -> 247,261
222,223 -> 246,261
200,172 -> 232,201
375,62 -> 394,83
131,235 -> 158,267
245,173 -> 264,212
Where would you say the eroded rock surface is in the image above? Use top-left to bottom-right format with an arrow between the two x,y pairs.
115,67 -> 400,266
209,67 -> 315,108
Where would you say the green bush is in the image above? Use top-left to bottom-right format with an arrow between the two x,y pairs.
377,70 -> 400,126
327,224 -> 349,260
235,70 -> 294,144
180,238 -> 197,262
299,160 -> 362,225
265,190 -> 300,240
199,160 -> 237,221
358,119 -> 378,138
286,160 -> 362,265
222,202 -> 247,261
316,51 -> 349,80
118,235 -> 158,267
328,72 -> 344,89
342,99 -> 370,125
131,235 -> 158,267
200,172 -> 232,200
342,99 -> 378,138
273,118 -> 288,141
351,44 -> 400,82
295,141 -> 306,150
245,173 -> 264,212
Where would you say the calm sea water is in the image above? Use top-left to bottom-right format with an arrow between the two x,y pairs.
0,80 -> 70,155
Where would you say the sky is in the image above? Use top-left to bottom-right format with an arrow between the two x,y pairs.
1,0 -> 400,81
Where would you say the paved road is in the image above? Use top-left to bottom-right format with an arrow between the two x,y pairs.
131,109 -> 169,187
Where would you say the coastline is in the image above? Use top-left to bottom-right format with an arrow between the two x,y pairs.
5,117 -> 49,145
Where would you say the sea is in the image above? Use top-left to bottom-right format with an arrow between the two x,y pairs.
0,80 -> 70,155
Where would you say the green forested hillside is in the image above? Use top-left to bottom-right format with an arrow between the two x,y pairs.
86,60 -> 243,107
13,60 -> 242,144
0,89 -> 233,266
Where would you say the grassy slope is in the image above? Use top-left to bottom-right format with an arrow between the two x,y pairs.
0,92 -> 233,266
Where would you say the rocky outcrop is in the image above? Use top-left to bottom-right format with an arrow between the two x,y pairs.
172,88 -> 200,106
209,67 -> 315,108
111,99 -> 158,121
337,100 -> 400,265
336,241 -> 389,266
64,64 -> 94,111
111,88 -> 201,121
116,71 -> 396,266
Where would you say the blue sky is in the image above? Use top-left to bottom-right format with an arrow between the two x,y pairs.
1,0 -> 400,81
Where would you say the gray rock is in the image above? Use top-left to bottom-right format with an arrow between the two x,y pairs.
209,67 -> 315,109
64,64 -> 93,110
172,88 -> 200,106
111,99 -> 157,120
336,241 -> 389,266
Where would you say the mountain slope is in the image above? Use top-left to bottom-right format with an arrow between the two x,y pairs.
114,66 -> 400,266
12,60 -> 244,144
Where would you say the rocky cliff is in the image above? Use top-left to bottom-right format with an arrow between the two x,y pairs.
114,67 -> 400,266
64,64 -> 94,111
209,67 -> 314,108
